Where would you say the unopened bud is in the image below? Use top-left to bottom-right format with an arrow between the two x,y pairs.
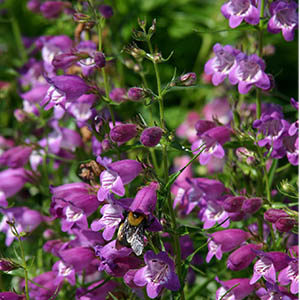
128,87 -> 145,102
179,72 -> 197,86
242,197 -> 262,214
110,124 -> 138,143
153,52 -> 162,63
109,88 -> 127,103
138,18 -> 147,30
94,51 -> 106,68
223,196 -> 246,212
140,127 -> 163,147
73,12 -> 91,23
0,259 -> 18,271
149,18 -> 156,35
264,209 -> 289,223
99,5 -> 113,19
275,217 -> 296,232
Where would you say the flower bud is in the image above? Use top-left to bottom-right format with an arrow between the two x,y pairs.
94,51 -> 106,68
99,5 -> 113,19
236,147 -> 255,164
264,209 -> 289,223
228,211 -> 246,221
73,13 -> 91,22
149,19 -> 156,35
227,244 -> 262,271
223,196 -> 245,212
140,127 -> 163,147
128,87 -> 145,101
0,259 -> 18,271
110,124 -> 138,143
109,88 -> 127,103
242,197 -> 262,214
27,0 -> 41,13
40,1 -> 65,19
275,217 -> 296,232
179,72 -> 197,86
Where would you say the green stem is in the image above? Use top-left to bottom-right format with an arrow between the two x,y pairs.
147,36 -> 185,300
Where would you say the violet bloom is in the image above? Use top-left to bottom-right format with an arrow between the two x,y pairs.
283,132 -> 298,166
202,98 -> 232,125
221,0 -> 259,28
91,204 -> 124,240
216,277 -> 255,300
268,0 -> 298,42
0,207 -> 43,246
133,251 -> 180,299
41,75 -> 90,110
128,87 -> 145,101
40,1 -> 65,19
0,168 -> 30,207
206,229 -> 250,262
179,72 -> 197,86
278,258 -> 298,294
0,292 -> 24,300
29,271 -> 61,300
97,159 -> 142,202
204,44 -> 240,86
256,282 -> 296,300
52,260 -> 76,286
0,146 -> 33,168
192,126 -> 231,165
227,243 -> 262,271
109,88 -> 127,103
61,204 -> 88,233
229,53 -> 270,94
176,112 -> 200,143
250,251 -> 291,285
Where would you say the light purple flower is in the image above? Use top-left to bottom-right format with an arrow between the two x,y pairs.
278,258 -> 298,294
206,229 -> 250,262
192,126 -> 231,165
229,53 -> 271,94
0,146 -> 33,168
250,251 -> 291,285
97,159 -> 142,202
221,0 -> 260,28
61,204 -> 88,233
133,251 -> 180,299
109,88 -> 127,103
204,44 -> 240,86
256,282 -> 295,300
41,75 -> 90,110
91,204 -> 124,240
52,260 -> 76,286
268,0 -> 298,42
176,112 -> 200,143
202,98 -> 232,125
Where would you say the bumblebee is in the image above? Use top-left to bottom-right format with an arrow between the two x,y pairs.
117,211 -> 148,256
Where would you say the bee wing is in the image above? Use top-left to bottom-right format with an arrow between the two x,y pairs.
127,225 -> 144,256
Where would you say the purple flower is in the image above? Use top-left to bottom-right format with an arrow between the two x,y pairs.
227,243 -> 262,271
130,182 -> 159,215
128,87 -> 145,101
27,0 -> 41,13
221,0 -> 260,28
109,88 -> 127,103
110,123 -> 138,143
0,207 -> 43,246
283,132 -> 298,166
176,112 -> 200,143
192,126 -> 231,165
242,197 -> 262,214
0,168 -> 31,207
61,204 -> 88,233
91,204 -> 124,240
250,251 -> 291,284
52,260 -> 76,286
0,146 -> 33,168
0,292 -> 24,300
206,229 -> 250,262
264,208 -> 289,223
275,217 -> 296,232
268,0 -> 298,42
133,251 -> 180,299
229,53 -> 271,94
278,258 -> 298,294
99,5 -> 113,19
202,98 -> 232,125
223,196 -> 246,212
97,159 -> 142,202
40,1 -> 65,19
179,72 -> 197,86
140,127 -> 163,147
216,277 -> 255,300
204,44 -> 240,86
256,282 -> 296,300
41,75 -> 90,110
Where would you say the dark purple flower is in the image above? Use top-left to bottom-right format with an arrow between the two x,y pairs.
130,182 -> 159,215
110,123 -> 138,143
264,208 -> 289,223
27,0 -> 41,13
40,1 -> 65,19
221,0 -> 260,28
128,87 -> 145,101
227,243 -> 262,271
216,277 -> 255,300
229,53 -> 271,94
52,52 -> 79,70
133,251 -> 180,299
109,88 -> 127,103
283,133 -> 298,166
204,44 -> 240,86
99,5 -> 113,19
206,229 -> 250,262
0,259 -> 18,271
0,146 -> 33,168
140,127 -> 163,147
268,0 -> 298,42
275,217 -> 296,232
0,292 -> 24,300
278,259 -> 298,294
242,197 -> 262,214
94,51 -> 106,68
223,196 -> 246,212
256,282 -> 296,300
